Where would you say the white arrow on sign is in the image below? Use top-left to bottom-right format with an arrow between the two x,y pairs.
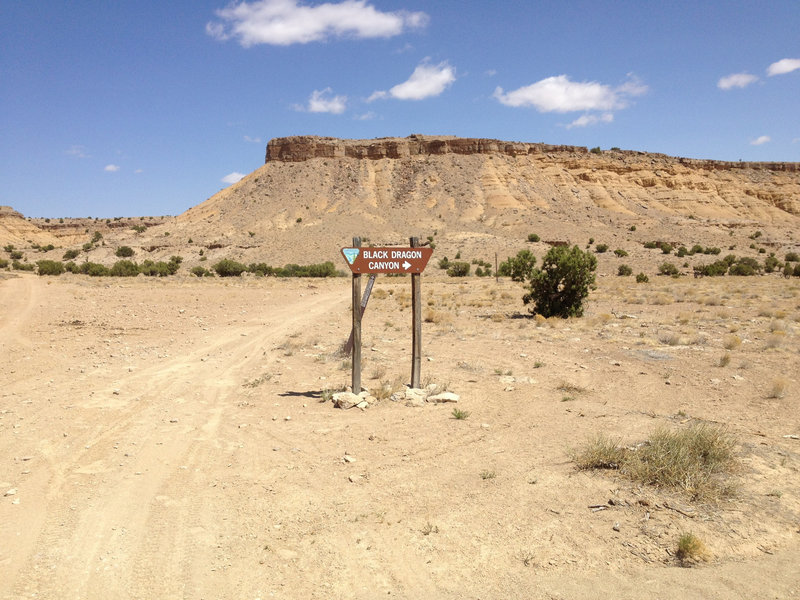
402,261 -> 411,270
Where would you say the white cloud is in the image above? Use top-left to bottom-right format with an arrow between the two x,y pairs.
750,135 -> 771,146
718,73 -> 759,90
300,87 -> 347,113
104,164 -> 120,172
354,111 -> 376,120
493,74 -> 647,113
566,113 -> 614,129
767,58 -> 800,76
207,0 -> 428,47
66,145 -> 89,158
368,60 -> 456,101
222,171 -> 246,184
244,135 -> 262,143
134,169 -> 143,174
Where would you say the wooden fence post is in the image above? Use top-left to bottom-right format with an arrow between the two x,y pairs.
351,236 -> 362,393
410,236 -> 422,388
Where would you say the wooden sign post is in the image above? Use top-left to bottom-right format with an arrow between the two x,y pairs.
351,237 -> 362,393
341,238 -> 433,392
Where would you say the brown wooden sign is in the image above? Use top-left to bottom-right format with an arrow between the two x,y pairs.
341,246 -> 433,274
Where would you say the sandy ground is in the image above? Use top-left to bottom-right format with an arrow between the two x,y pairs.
1,271 -> 799,599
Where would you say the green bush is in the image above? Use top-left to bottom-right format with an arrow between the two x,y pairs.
694,260 -> 728,277
689,244 -> 704,255
595,244 -> 609,253
91,231 -> 103,243
764,256 -> 780,273
643,241 -> 658,249
704,246 -> 721,255
213,259 -> 248,277
3,244 -> 14,253
437,257 -> 450,270
248,262 -> 274,276
617,264 -> 633,276
132,224 -> 147,233
78,262 -> 110,276
527,233 -> 540,243
794,264 -> 800,277
636,272 -> 649,283
498,249 -> 536,282
0,258 -> 8,269
728,257 -> 760,276
12,260 -> 35,271
590,146 -> 602,155
660,242 -> 673,254
10,250 -> 23,260
115,246 -> 135,258
614,248 -> 628,257
629,225 -> 636,232
139,259 -> 178,277
62,249 -> 80,260
36,260 -> 65,276
523,245 -> 597,318
110,260 -> 140,277
658,262 -> 679,276
191,266 -> 212,277
676,246 -> 688,257
785,252 -> 800,263
446,261 -> 471,277
39,244 -> 55,253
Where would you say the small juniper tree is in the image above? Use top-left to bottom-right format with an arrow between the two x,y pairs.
498,249 -> 537,282
523,245 -> 597,318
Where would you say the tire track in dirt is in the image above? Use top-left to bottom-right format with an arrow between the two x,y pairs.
5,288 -> 346,599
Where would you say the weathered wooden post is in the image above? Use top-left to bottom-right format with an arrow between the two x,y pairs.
410,236 -> 422,388
351,236 -> 362,393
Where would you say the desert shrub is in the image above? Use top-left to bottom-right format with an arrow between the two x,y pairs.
10,250 -> 23,260
636,272 -> 649,283
595,243 -> 608,253
91,231 -> 103,243
115,246 -> 135,258
618,264 -> 633,276
139,259 -> 178,277
12,260 -> 35,271
676,246 -> 688,257
676,533 -> 711,565
62,249 -> 80,260
614,248 -> 628,257
248,262 -> 274,276
3,244 -> 14,253
722,254 -> 738,266
437,257 -> 450,270
629,225 -> 636,232
191,266 -> 212,277
573,433 -> 625,470
38,244 -> 55,252
660,242 -> 673,254
728,257 -> 760,276
213,259 -> 247,277
498,249 -> 536,282
446,261 -> 471,277
785,252 -> 800,263
109,260 -> 140,277
0,258 -> 8,269
688,244 -> 703,255
78,262 -> 110,276
527,233 -> 540,243
658,262 -> 679,276
64,261 -> 78,273
794,264 -> 800,277
523,245 -> 597,318
694,260 -> 728,277
590,146 -> 602,154
704,246 -> 721,255
643,241 -> 658,249
36,260 -> 65,276
277,262 -> 338,277
764,256 -> 781,273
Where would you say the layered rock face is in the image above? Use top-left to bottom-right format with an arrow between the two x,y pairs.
266,135 -> 800,174
266,135 -> 585,163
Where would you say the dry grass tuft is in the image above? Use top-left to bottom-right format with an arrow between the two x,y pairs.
717,353 -> 731,367
676,533 -> 712,565
767,377 -> 789,399
722,334 -> 741,350
574,423 -> 737,502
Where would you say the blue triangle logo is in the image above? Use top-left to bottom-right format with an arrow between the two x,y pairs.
343,248 -> 360,264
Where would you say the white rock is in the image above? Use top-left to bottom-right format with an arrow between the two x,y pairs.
427,392 -> 460,404
5,488 -> 17,497
332,392 -> 359,409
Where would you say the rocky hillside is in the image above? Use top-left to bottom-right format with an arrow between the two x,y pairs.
2,136 -> 799,269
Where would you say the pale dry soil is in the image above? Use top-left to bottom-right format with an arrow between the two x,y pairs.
1,272 -> 799,599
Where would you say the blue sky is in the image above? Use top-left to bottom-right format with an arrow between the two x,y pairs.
2,0 -> 798,218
